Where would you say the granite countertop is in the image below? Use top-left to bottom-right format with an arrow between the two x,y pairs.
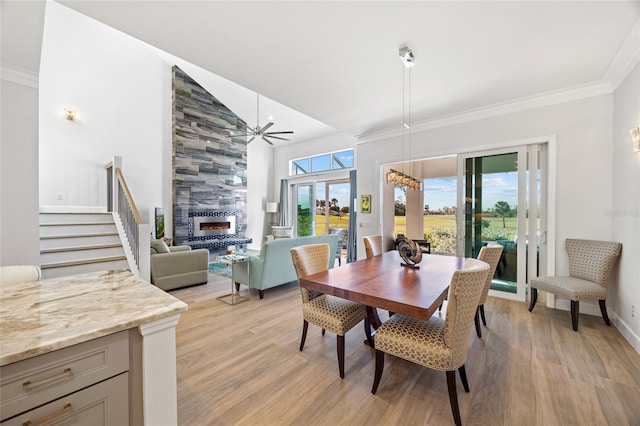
0,269 -> 188,366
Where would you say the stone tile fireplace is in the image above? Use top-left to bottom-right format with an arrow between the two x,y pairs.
172,66 -> 251,253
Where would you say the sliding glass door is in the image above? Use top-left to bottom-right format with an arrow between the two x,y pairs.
295,184 -> 315,236
293,179 -> 351,238
457,144 -> 546,301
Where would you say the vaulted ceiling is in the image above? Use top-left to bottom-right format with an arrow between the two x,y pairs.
5,1 -> 640,145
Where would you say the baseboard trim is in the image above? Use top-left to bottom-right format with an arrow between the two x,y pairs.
556,299 -> 639,354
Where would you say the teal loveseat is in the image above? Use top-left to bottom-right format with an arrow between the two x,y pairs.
232,234 -> 340,299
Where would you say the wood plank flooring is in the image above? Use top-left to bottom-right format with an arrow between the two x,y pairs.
171,273 -> 640,425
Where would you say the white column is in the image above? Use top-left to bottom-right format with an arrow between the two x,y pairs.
138,314 -> 181,425
405,187 -> 425,241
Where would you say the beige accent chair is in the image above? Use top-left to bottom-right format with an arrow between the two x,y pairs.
371,258 -> 490,426
474,244 -> 504,338
528,238 -> 622,331
363,235 -> 383,258
290,243 -> 373,379
0,265 -> 41,286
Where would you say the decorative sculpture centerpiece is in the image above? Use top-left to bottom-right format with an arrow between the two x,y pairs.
396,233 -> 422,268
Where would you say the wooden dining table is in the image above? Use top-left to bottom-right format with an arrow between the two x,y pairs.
299,251 -> 466,329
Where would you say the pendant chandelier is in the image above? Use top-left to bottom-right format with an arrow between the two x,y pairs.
386,47 -> 421,191
386,168 -> 421,190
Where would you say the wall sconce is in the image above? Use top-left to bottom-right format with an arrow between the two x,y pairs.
64,108 -> 77,121
631,127 -> 640,154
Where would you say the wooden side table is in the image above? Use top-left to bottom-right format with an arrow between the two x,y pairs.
216,254 -> 250,305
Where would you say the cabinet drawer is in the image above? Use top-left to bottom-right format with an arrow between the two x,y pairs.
0,331 -> 128,421
1,372 -> 129,426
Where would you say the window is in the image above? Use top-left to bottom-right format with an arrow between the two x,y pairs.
290,149 -> 354,176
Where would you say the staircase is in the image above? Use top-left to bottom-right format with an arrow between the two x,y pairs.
40,212 -> 129,279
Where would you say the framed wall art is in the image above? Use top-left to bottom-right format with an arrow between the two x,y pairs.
361,195 -> 371,214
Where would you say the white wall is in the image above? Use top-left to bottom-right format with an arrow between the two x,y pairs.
39,2 -> 166,223
356,92 -> 640,349
358,95 -> 614,264
0,78 -> 41,265
612,62 -> 640,349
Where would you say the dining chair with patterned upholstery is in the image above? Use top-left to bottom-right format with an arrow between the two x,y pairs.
290,243 -> 373,379
474,244 -> 504,338
371,258 -> 490,426
528,238 -> 622,331
363,235 -> 383,258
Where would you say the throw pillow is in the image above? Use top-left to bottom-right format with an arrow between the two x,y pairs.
151,239 -> 170,254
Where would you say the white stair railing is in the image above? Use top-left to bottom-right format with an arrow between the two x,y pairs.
105,156 -> 150,281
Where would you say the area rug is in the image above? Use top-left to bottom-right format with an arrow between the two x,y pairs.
208,262 -> 231,278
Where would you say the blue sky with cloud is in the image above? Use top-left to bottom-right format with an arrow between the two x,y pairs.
395,172 -> 519,211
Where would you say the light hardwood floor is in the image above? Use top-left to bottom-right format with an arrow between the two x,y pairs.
171,272 -> 640,425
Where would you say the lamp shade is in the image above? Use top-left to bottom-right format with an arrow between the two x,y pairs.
266,202 -> 278,213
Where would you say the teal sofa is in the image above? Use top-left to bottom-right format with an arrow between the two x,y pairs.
233,234 -> 340,299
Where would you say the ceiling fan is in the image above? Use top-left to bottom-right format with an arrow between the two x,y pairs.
215,93 -> 294,145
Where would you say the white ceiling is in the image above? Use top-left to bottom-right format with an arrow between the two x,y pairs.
6,1 -> 640,146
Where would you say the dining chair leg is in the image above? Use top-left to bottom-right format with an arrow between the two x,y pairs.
364,318 -> 374,347
599,300 -> 611,326
446,370 -> 462,426
300,320 -> 309,351
571,300 -> 579,331
479,304 -> 487,326
474,308 -> 482,338
528,288 -> 538,312
371,350 -> 384,394
337,334 -> 345,379
458,364 -> 470,392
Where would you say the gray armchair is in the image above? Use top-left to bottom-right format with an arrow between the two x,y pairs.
150,239 -> 209,291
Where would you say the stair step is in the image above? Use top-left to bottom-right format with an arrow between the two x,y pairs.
40,223 -> 117,237
41,256 -> 128,270
40,232 -> 119,240
40,234 -> 121,249
40,243 -> 123,254
41,246 -> 126,264
39,212 -> 113,224
40,260 -> 130,280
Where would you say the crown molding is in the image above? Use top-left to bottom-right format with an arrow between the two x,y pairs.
603,17 -> 640,89
357,80 -> 613,145
358,18 -> 640,146
0,63 -> 39,88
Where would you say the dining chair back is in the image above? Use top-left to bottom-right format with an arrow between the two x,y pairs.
291,243 -> 372,378
528,238 -> 622,331
371,258 -> 490,426
473,244 -> 504,337
363,235 -> 383,258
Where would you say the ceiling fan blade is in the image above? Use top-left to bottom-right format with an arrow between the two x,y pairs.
264,131 -> 294,135
259,122 -> 274,133
264,135 -> 290,141
261,136 -> 274,145
247,136 -> 256,143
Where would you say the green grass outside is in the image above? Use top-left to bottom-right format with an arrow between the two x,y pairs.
313,214 -> 518,241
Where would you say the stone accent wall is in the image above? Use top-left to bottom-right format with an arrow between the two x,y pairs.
172,66 -> 249,251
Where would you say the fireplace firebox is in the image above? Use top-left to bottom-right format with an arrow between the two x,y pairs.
192,215 -> 236,237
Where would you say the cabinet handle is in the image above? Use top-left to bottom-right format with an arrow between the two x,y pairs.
22,403 -> 72,426
22,368 -> 72,391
